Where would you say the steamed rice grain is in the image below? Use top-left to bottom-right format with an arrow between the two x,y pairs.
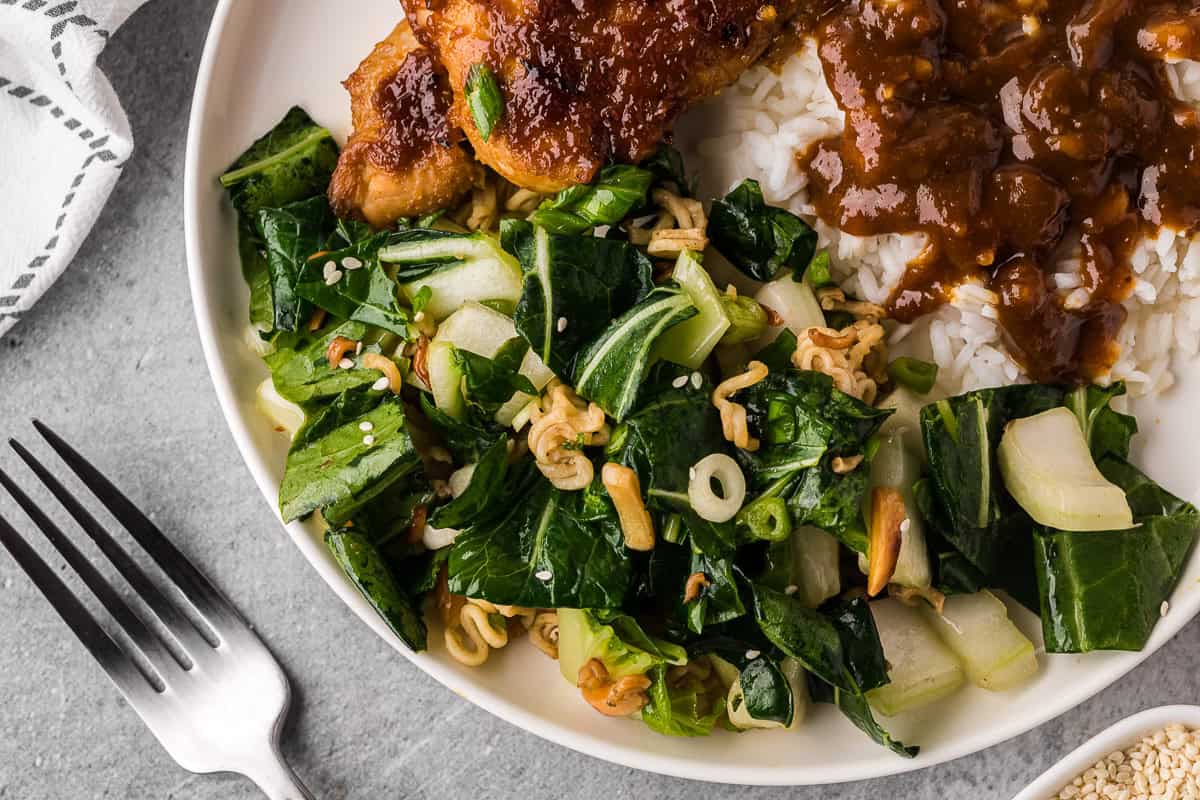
680,40 -> 1200,400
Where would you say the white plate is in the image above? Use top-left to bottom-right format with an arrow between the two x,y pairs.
182,0 -> 1200,785
1014,706 -> 1200,800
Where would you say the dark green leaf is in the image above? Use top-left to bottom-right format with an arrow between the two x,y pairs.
326,527 -> 426,650
256,197 -> 337,332
640,664 -> 724,737
607,371 -> 730,511
238,223 -> 275,331
418,394 -> 505,463
429,436 -> 509,528
1065,383 -> 1137,461
641,144 -> 695,196
529,165 -> 654,235
465,63 -> 503,142
265,321 -> 390,404
220,106 -> 339,221
447,474 -> 632,608
1035,456 -> 1199,653
573,284 -> 697,421
506,219 -> 653,374
454,337 -> 538,418
828,597 -> 889,691
787,464 -> 870,553
813,680 -> 919,758
708,179 -> 818,282
751,584 -> 852,691
291,387 -> 384,451
738,656 -> 794,726
296,238 -> 409,336
737,369 -> 891,488
278,399 -> 420,522
751,329 -> 798,373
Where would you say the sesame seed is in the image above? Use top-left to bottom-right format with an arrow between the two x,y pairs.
414,311 -> 426,322
362,435 -> 376,446
372,376 -> 391,391
341,256 -> 364,270
745,649 -> 760,660
355,341 -> 364,354
556,316 -> 568,333
323,260 -> 337,276
359,421 -> 374,432
1161,600 -> 1170,617
690,371 -> 703,390
784,584 -> 799,596
338,357 -> 355,370
672,375 -> 689,389
324,268 -> 344,286
535,570 -> 552,581
899,518 -> 911,535
1055,724 -> 1200,799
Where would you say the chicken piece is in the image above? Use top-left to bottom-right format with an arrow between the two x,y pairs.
329,21 -> 480,226
407,0 -> 799,192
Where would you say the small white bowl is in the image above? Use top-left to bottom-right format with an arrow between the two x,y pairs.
1014,705 -> 1200,800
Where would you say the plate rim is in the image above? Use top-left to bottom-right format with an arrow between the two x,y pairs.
181,0 -> 1200,786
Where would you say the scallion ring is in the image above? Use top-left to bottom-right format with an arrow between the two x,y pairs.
737,496 -> 792,542
687,453 -> 746,523
888,356 -> 939,394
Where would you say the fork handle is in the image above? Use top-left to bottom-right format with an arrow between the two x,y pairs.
242,749 -> 315,800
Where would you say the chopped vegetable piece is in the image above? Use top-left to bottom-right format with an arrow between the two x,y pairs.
922,590 -> 1038,690
529,165 -> 654,235
465,63 -> 503,141
998,407 -> 1133,531
887,357 -> 939,395
866,598 -> 965,716
708,179 -> 817,282
653,250 -> 731,369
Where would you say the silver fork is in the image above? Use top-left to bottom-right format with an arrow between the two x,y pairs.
0,421 -> 313,800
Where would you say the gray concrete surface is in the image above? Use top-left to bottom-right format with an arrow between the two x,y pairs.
0,3 -> 1196,798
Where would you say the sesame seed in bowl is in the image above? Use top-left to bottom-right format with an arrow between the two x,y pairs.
1014,706 -> 1200,800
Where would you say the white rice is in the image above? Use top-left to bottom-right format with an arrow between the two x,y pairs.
681,39 -> 1200,398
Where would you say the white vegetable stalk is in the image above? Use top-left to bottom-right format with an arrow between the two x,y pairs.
255,379 -> 304,438
448,463 -> 477,498
688,453 -> 746,523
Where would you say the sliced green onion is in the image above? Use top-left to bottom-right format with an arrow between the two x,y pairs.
737,496 -> 792,542
465,63 -> 503,142
662,512 -> 684,544
804,251 -> 834,288
888,356 -> 939,395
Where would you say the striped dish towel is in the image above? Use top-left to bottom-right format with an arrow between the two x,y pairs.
0,0 -> 149,337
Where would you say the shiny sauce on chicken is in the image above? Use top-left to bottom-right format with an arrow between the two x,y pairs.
371,50 -> 458,171
416,0 -> 791,181
796,0 -> 1200,384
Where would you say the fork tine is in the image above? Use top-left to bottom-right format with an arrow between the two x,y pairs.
0,465 -> 177,681
31,421 -> 242,631
0,510 -> 149,695
10,438 -> 216,656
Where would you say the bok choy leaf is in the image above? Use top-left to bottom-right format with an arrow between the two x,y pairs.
447,471 -> 632,608
505,219 -> 653,374
265,321 -> 392,404
572,285 -> 697,421
529,164 -> 654,235
708,179 -> 818,282
1034,456 -> 1199,653
326,527 -> 427,650
257,196 -> 337,332
295,237 -> 410,336
278,398 -> 419,522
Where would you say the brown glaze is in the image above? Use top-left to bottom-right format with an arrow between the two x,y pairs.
409,0 -> 799,191
797,0 -> 1200,384
370,50 -> 458,173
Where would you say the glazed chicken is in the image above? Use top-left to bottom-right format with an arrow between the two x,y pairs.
328,21 -> 480,225
332,0 -> 799,225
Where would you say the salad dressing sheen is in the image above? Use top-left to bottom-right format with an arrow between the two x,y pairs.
795,0 -> 1200,384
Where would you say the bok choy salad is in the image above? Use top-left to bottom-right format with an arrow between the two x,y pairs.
220,107 -> 1199,755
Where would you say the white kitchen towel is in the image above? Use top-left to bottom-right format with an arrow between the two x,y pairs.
0,0 -> 149,338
